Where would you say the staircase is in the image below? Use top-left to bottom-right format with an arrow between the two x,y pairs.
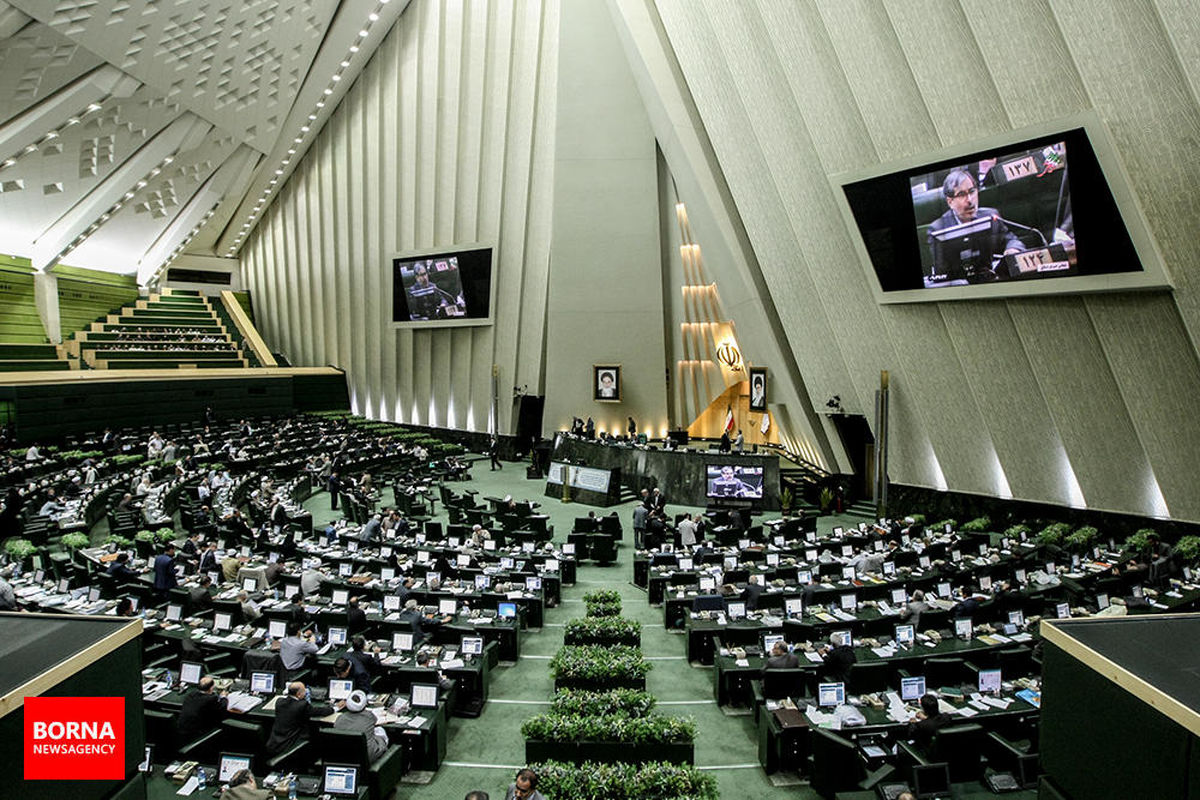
63,288 -> 250,370
0,343 -> 73,372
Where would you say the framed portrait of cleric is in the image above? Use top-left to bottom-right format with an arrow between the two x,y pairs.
748,367 -> 767,412
593,365 -> 621,403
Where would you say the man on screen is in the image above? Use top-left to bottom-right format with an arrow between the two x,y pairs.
408,262 -> 465,319
710,466 -> 756,498
927,169 -> 1023,283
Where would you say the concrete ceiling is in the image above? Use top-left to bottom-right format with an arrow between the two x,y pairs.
0,0 -> 409,283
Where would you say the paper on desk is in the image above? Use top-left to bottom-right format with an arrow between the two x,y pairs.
805,707 -> 837,727
804,651 -> 824,663
441,658 -> 465,669
954,706 -> 980,717
176,776 -> 198,795
407,715 -> 427,728
871,647 -> 895,658
981,696 -> 1011,709
735,658 -> 750,667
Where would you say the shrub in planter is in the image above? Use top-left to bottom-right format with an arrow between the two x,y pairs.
1176,535 -> 1200,565
1005,523 -> 1032,541
961,516 -> 991,533
1038,522 -> 1072,548
1124,529 -> 1155,556
60,532 -> 91,550
154,528 -> 177,543
583,590 -> 621,604
134,530 -> 158,543
909,513 -> 926,525
564,617 -> 641,646
4,538 -> 36,561
933,519 -> 958,532
1066,525 -> 1100,551
584,590 -> 622,618
530,760 -> 718,800
104,534 -> 133,549
549,689 -> 656,718
521,713 -> 695,745
549,646 -> 651,683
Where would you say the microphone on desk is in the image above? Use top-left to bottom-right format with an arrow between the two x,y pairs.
991,215 -> 1048,248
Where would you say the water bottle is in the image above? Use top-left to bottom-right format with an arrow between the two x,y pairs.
196,767 -> 206,790
288,774 -> 298,800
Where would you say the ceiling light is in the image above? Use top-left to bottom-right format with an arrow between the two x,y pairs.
308,114 -> 316,120
316,101 -> 325,107
136,180 -> 147,188
359,29 -> 369,37
294,137 -> 302,143
369,13 -> 379,21
23,144 -> 36,153
349,45 -> 359,53
341,60 -> 350,68
87,103 -> 101,112
274,169 -> 283,175
332,75 -> 341,82
66,118 -> 79,126
323,88 -> 332,95
287,148 -> 295,154
43,132 -> 58,141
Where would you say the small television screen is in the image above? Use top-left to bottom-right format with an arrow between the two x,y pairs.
218,753 -> 252,783
323,764 -> 358,796
784,597 -> 803,616
242,577 -> 258,593
891,588 -> 907,605
763,634 -> 784,654
525,576 -> 542,591
166,604 -> 183,622
1008,610 -> 1025,627
331,589 -> 349,606
836,113 -> 1170,303
411,683 -> 439,708
474,574 -> 490,590
818,682 -> 845,707
381,567 -> 395,581
213,612 -> 232,632
328,679 -> 353,701
955,618 -> 973,639
900,675 -> 926,701
250,672 -> 275,694
497,601 -> 517,619
328,627 -> 347,646
268,620 -> 287,639
393,632 -> 414,651
832,630 -> 852,648
1056,602 -> 1071,619
839,594 -> 857,612
383,595 -> 400,611
705,465 -> 765,499
978,668 -> 1002,693
180,661 -> 203,686
439,598 -> 458,615
726,601 -> 746,619
1096,592 -> 1110,610
699,576 -> 717,592
392,247 -> 494,326
461,636 -> 484,656
895,624 -> 914,646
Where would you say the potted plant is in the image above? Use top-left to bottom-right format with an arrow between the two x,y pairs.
780,486 -> 794,517
818,486 -> 834,514
3,538 -> 36,567
104,534 -> 133,551
1005,523 -> 1032,542
155,528 -> 177,545
530,759 -> 718,799
549,645 -> 652,691
1038,522 -> 1072,549
134,530 -> 159,558
60,532 -> 90,551
1175,535 -> 1200,566
961,516 -> 991,533
1123,528 -> 1155,558
564,617 -> 642,647
1066,525 -> 1100,553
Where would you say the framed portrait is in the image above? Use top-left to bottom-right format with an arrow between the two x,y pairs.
748,367 -> 767,411
593,365 -> 621,402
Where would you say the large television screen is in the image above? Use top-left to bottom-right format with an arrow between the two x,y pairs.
836,113 -> 1170,303
706,465 -> 764,499
392,246 -> 494,327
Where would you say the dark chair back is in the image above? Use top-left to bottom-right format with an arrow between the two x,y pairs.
762,668 -> 807,700
922,657 -> 964,690
933,722 -> 986,782
809,726 -> 864,799
847,660 -> 890,696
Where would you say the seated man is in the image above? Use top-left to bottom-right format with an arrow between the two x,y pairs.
239,591 -> 262,622
106,552 -> 140,583
763,641 -> 799,671
505,768 -> 545,800
176,675 -> 227,744
333,689 -> 389,762
414,650 -> 454,692
221,769 -> 272,800
265,681 -> 335,756
926,168 -> 1023,282
333,656 -> 372,694
346,636 -> 383,692
818,632 -> 856,683
906,693 -> 953,748
188,575 -> 214,612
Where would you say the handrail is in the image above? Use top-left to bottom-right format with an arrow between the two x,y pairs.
218,290 -> 276,367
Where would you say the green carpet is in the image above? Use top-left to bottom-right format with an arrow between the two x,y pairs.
305,456 -> 1036,800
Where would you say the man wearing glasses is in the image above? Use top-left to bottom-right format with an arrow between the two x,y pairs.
927,168 -> 1023,282
504,768 -> 544,800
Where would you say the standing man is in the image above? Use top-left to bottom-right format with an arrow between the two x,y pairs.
327,471 -> 341,510
632,502 -> 648,549
733,429 -> 745,454
153,543 -> 179,598
489,436 -> 502,471
677,515 -> 698,548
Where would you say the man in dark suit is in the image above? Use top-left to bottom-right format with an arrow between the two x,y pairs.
926,169 -> 1023,282
106,552 -> 140,583
153,544 -> 179,597
198,541 -> 219,575
177,675 -> 227,744
743,576 -> 765,611
819,632 -> 857,683
763,641 -> 799,671
344,637 -> 382,692
346,596 -> 368,635
265,681 -> 335,756
906,693 -> 953,748
327,472 -> 341,510
188,575 -> 214,612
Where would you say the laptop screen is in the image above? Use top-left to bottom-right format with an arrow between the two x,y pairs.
894,624 -> 914,646
978,668 -> 1002,693
461,636 -> 484,656
328,679 -> 353,701
218,753 -> 252,783
180,661 -> 203,686
439,599 -> 458,615
900,675 -> 926,701
324,764 -> 358,796
497,602 -> 517,619
328,627 -> 347,645
268,620 -> 287,639
250,672 -> 275,694
411,683 -> 438,708
784,597 -> 803,616
393,632 -> 414,652
818,682 -> 845,707
331,589 -> 349,606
